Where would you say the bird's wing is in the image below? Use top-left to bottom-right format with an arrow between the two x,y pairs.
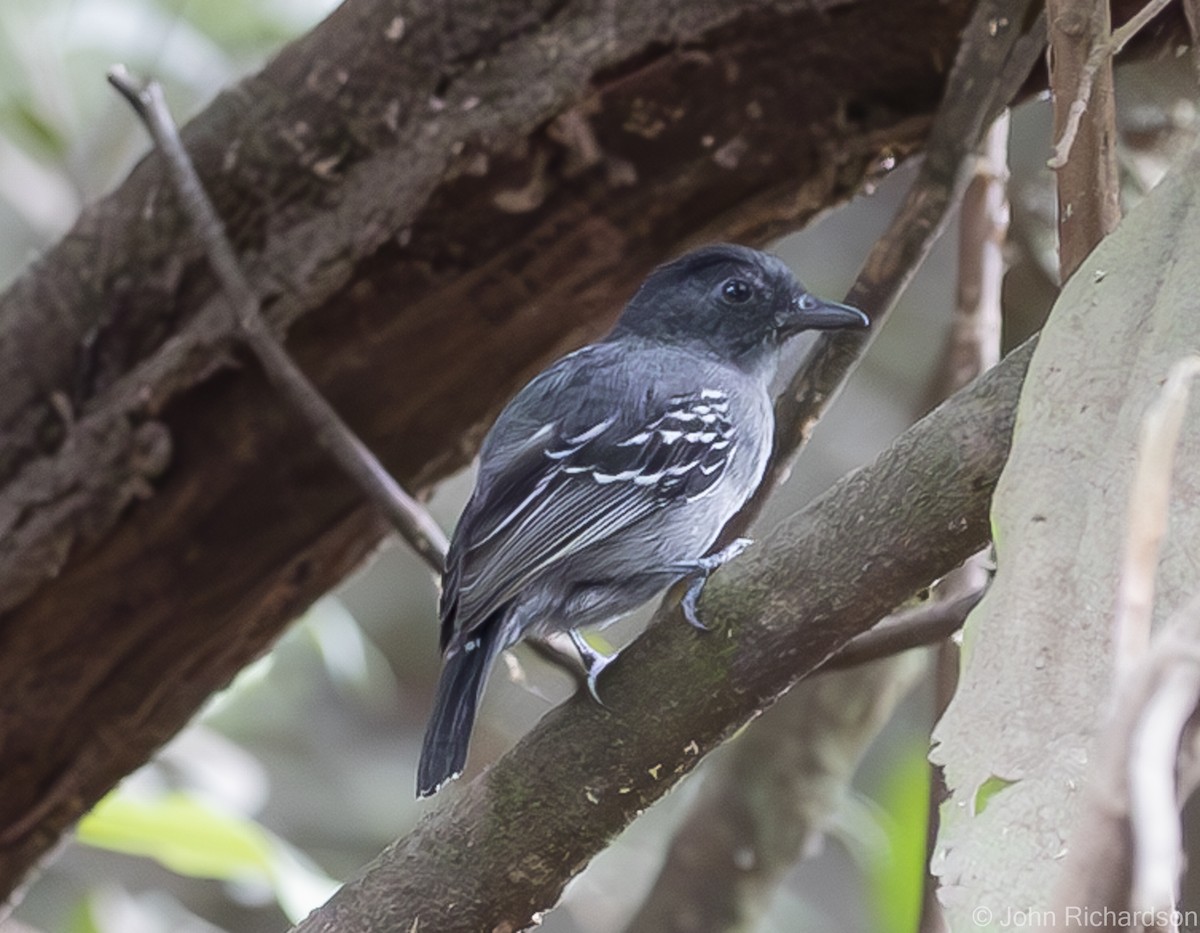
440,362 -> 739,650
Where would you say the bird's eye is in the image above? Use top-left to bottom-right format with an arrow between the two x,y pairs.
721,278 -> 753,304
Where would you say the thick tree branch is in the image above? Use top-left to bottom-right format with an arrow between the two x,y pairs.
105,67 -> 448,574
292,336 -> 1037,933
622,654 -> 925,933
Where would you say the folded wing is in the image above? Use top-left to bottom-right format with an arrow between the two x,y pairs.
440,386 -> 737,651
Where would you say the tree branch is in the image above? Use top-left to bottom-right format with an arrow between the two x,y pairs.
105,66 -> 448,574
1048,0 -> 1174,171
622,653 -> 925,933
918,107 -> 1011,933
292,336 -> 1037,933
1047,0 -> 1123,279
756,0 -> 1044,506
0,0 -> 1179,905
820,590 -> 983,672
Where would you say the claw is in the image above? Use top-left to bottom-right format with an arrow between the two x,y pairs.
569,629 -> 613,706
676,537 -> 754,632
680,575 -> 709,631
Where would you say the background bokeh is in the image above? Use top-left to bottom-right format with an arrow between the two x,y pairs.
1,1 -> 1196,930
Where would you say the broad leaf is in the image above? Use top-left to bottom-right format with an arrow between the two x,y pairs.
931,142 -> 1200,927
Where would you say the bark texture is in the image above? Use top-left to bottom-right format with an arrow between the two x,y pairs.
0,0 -> 974,897
1047,0 -> 1122,279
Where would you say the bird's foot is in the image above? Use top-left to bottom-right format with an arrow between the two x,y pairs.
678,537 -> 753,631
569,629 -> 614,706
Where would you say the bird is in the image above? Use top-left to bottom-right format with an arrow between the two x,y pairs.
417,243 -> 868,797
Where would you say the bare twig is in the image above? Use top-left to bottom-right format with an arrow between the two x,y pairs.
1046,592 -> 1200,933
1122,357 -> 1200,921
918,109 -> 1009,933
1048,0 -> 1174,170
1114,356 -> 1200,688
1184,0 -> 1200,81
1046,0 -> 1122,280
747,0 -> 1044,519
1128,625 -> 1200,923
1047,359 -> 1200,931
817,589 -> 983,672
105,66 -> 449,574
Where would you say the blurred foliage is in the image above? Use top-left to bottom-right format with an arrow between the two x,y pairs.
0,0 -> 340,289
867,746 -> 932,933
77,792 -> 338,922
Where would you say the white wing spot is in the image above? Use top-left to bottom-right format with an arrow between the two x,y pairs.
563,416 -> 616,445
528,423 -> 555,443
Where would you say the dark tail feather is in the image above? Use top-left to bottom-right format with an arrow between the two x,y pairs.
417,631 -> 496,797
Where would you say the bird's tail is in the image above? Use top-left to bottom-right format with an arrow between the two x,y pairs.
417,627 -> 497,797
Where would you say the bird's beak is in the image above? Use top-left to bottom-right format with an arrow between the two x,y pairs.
782,293 -> 870,335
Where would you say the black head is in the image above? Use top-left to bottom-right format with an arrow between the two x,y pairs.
609,243 -> 868,369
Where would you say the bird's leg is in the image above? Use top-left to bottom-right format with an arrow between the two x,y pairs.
568,629 -> 615,706
677,537 -> 753,631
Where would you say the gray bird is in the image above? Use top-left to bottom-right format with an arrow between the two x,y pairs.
417,243 -> 868,797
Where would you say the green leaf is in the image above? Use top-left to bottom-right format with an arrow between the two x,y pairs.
77,792 -> 275,881
867,747 -> 931,933
77,790 -> 340,922
972,775 -> 1016,815
932,142 -> 1200,927
0,102 -> 67,158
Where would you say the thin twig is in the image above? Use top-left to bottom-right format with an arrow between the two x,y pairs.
918,110 -> 1009,933
1128,633 -> 1200,924
817,588 -> 983,672
1046,0 -> 1122,281
106,65 -> 449,574
741,0 -> 1045,527
1113,356 -> 1200,689
1048,0 -> 1173,170
1047,360 -> 1200,931
1048,592 -> 1200,933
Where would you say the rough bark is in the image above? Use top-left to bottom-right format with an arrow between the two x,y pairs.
1047,0 -> 1122,279
622,655 -> 925,933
